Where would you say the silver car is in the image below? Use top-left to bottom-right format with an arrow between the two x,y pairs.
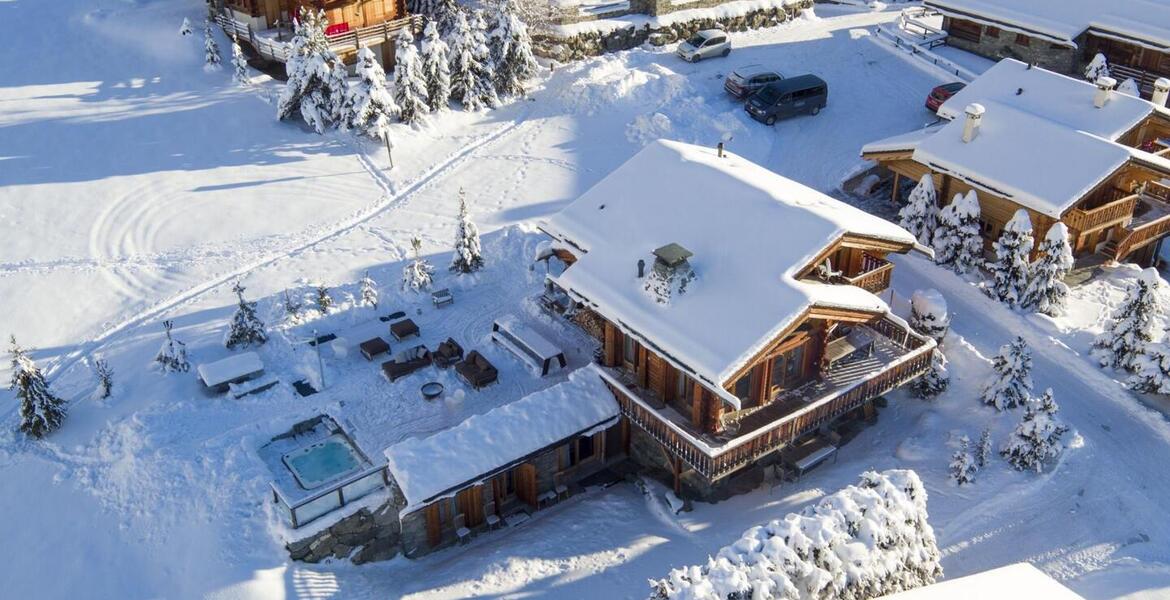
676,29 -> 731,63
724,64 -> 783,99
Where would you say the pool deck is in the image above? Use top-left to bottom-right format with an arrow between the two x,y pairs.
260,415 -> 376,505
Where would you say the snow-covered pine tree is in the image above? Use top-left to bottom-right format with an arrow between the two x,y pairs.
1094,268 -> 1161,372
93,356 -> 113,400
393,29 -> 430,125
421,21 -> 452,111
283,289 -> 303,323
1117,78 -> 1141,97
224,281 -> 268,349
316,284 -> 334,313
402,236 -> 435,291
910,288 -> 949,342
1130,332 -> 1170,394
981,336 -> 1033,410
276,8 -> 344,134
359,270 -> 379,309
1022,223 -> 1073,316
203,17 -> 222,71
987,209 -> 1034,307
977,428 -> 992,468
913,349 -> 950,400
450,188 -> 484,273
490,0 -> 540,98
933,190 -> 984,275
409,0 -> 459,31
231,36 -> 249,85
155,320 -> 190,373
898,174 -> 938,246
950,436 -> 976,485
180,17 -> 193,37
447,10 -> 499,111
1084,52 -> 1110,82
346,46 -> 398,138
328,59 -> 351,125
10,336 -> 67,439
1001,389 -> 1068,473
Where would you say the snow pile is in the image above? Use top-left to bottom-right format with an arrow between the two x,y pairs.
881,562 -> 1083,599
649,469 -> 942,600
384,365 -> 617,510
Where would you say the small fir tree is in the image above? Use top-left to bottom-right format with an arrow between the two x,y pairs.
276,8 -> 345,134
93,356 -> 113,400
1094,268 -> 1161,372
179,17 -> 193,37
231,36 -> 249,85
489,0 -> 540,98
949,436 -> 976,486
155,320 -> 190,373
359,271 -> 379,310
347,46 -> 399,138
1001,389 -> 1068,472
421,21 -> 452,111
981,336 -> 1033,411
910,288 -> 949,342
393,29 -> 430,125
282,289 -> 304,323
224,281 -> 268,349
315,284 -> 334,313
409,0 -> 459,31
450,189 -> 484,273
10,336 -> 67,439
1023,223 -> 1074,316
402,237 -> 435,291
1084,52 -> 1111,82
203,17 -> 222,71
897,175 -> 939,246
977,428 -> 992,468
933,190 -> 984,275
448,10 -> 498,111
1130,333 -> 1170,395
987,209 -> 1034,308
913,349 -> 950,400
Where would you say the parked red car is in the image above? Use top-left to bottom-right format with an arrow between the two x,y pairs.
926,82 -> 966,113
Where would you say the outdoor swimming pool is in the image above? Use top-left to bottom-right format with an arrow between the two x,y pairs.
282,434 -> 363,489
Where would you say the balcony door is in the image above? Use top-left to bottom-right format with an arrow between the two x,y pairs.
769,342 -> 811,399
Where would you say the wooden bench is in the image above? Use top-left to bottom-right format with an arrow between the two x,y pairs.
491,316 -> 567,376
432,288 -> 454,308
824,328 -> 875,365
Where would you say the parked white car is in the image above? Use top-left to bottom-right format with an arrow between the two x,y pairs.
676,29 -> 731,63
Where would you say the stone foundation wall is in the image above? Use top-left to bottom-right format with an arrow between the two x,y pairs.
286,500 -> 403,564
536,1 -> 812,62
942,18 -> 1079,75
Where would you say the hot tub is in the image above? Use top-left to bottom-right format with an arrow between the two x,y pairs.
282,434 -> 363,490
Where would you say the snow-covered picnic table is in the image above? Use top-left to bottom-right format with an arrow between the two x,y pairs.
824,329 -> 875,365
197,352 -> 264,392
491,315 -> 567,376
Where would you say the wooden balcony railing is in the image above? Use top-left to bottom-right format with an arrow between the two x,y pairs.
837,254 -> 894,294
1145,180 -> 1170,204
213,11 -> 421,63
1064,194 -> 1138,233
1114,213 -> 1170,261
599,318 -> 935,482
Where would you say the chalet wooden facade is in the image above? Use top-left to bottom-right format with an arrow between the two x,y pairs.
924,0 -> 1170,97
539,140 -> 936,496
862,59 -> 1170,266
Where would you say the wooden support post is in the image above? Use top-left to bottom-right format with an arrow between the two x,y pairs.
672,455 -> 682,496
890,172 -> 901,205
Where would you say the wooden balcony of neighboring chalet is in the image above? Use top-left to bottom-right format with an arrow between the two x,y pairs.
596,317 -> 935,483
212,10 -> 421,62
1112,181 -> 1170,261
830,252 -> 893,294
1064,191 -> 1140,234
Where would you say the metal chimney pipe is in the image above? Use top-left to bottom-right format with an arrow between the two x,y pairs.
637,259 -> 645,279
717,142 -> 724,158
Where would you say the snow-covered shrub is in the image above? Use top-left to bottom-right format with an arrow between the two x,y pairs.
224,281 -> 268,349
1023,223 -> 1073,316
1130,338 -> 1170,394
910,289 -> 949,343
403,237 -> 435,292
360,271 -> 379,310
179,17 -> 193,37
489,0 -> 540,98
1117,78 -> 1141,97
282,289 -> 304,323
987,209 -> 1034,308
10,336 -> 68,439
450,189 -> 484,273
231,37 -> 249,85
913,350 -> 949,400
276,8 -> 345,134
897,175 -> 938,246
155,319 -> 190,373
1094,268 -> 1161,372
448,10 -> 498,111
981,336 -> 1032,411
649,469 -> 942,600
932,191 -> 982,275
949,436 -> 976,486
1001,389 -> 1068,472
347,46 -> 398,138
393,29 -> 430,125
421,21 -> 452,111
1084,53 -> 1110,82
315,284 -> 334,313
92,356 -> 113,400
976,428 -> 992,468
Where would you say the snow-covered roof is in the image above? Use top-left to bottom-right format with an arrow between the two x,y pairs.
542,140 -> 915,390
383,365 -> 618,510
936,59 -> 1154,141
860,125 -> 943,155
925,0 -> 1170,51
196,352 -> 263,388
914,100 -> 1132,218
878,562 -> 1083,599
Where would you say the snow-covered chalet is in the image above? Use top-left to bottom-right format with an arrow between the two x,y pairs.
863,59 -> 1170,266
539,139 -> 937,497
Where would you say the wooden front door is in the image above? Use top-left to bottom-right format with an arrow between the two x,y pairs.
424,502 -> 443,547
456,485 -> 485,528
516,463 -> 538,508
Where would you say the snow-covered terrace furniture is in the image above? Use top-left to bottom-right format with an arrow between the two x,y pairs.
432,338 -> 464,368
390,318 -> 420,341
359,337 -> 390,361
197,352 -> 264,393
456,351 -> 498,389
784,438 -> 838,480
491,316 -> 568,376
824,328 -> 876,365
381,345 -> 431,382
432,288 -> 454,308
229,374 -> 280,399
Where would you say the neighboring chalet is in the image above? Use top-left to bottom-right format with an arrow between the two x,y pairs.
539,140 -> 936,497
209,0 -> 415,65
925,0 -> 1170,96
862,59 -> 1170,265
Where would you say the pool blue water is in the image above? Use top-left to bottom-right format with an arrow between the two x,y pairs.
286,439 -> 361,488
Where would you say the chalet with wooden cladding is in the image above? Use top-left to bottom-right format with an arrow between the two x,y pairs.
538,140 -> 936,497
863,59 -> 1170,265
925,0 -> 1170,97
210,0 -> 415,64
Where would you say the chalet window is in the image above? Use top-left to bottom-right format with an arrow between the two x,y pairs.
504,469 -> 516,496
622,334 -> 636,365
733,373 -> 752,402
669,371 -> 696,421
578,435 -> 596,461
985,26 -> 1000,39
1015,33 -> 1030,47
948,19 -> 982,43
769,344 -> 809,396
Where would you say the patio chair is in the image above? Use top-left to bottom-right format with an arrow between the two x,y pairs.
456,350 -> 498,389
381,345 -> 432,382
432,337 -> 464,368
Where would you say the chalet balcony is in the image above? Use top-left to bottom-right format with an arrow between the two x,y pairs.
1064,191 -> 1139,234
213,11 -> 420,63
597,317 -> 935,482
1112,184 -> 1170,261
830,253 -> 893,294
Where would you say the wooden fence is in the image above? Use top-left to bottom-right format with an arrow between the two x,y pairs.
1064,194 -> 1138,233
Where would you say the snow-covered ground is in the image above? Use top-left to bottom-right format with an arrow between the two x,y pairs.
4,0 -> 1170,598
